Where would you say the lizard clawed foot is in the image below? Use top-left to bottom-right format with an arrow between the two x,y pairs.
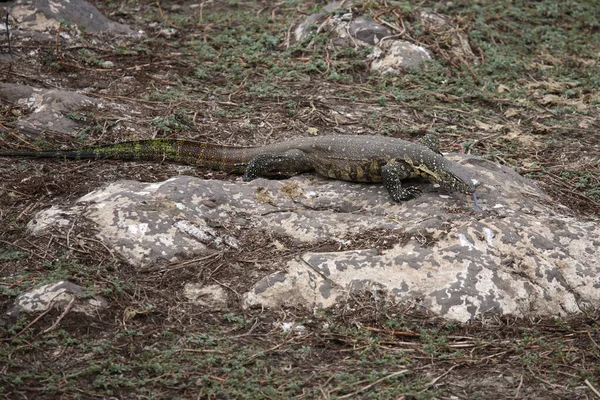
242,171 -> 257,182
404,186 -> 422,198
381,162 -> 422,202
389,186 -> 421,202
385,185 -> 422,202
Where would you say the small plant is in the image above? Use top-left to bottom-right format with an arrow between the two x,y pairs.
0,247 -> 29,261
150,113 -> 192,135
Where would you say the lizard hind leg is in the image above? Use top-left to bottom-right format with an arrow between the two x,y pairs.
381,162 -> 421,202
243,149 -> 313,181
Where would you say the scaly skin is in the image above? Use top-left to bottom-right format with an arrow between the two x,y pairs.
0,135 -> 481,208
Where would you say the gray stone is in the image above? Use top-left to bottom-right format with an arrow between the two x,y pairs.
369,40 -> 433,73
4,281 -> 108,322
0,83 -> 102,135
349,16 -> 391,45
26,205 -> 79,235
11,0 -> 136,35
293,13 -> 391,49
183,283 -> 229,309
292,12 -> 328,44
25,153 -> 600,321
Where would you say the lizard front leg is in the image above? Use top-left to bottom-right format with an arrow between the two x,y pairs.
419,134 -> 442,155
381,161 -> 421,202
243,149 -> 313,181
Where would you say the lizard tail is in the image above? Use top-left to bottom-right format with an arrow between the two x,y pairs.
0,140 -> 257,173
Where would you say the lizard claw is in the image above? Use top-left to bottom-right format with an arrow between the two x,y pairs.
242,171 -> 257,182
388,185 -> 421,202
404,186 -> 422,199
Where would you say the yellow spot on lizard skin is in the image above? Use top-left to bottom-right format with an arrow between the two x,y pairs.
341,167 -> 351,180
356,167 -> 365,180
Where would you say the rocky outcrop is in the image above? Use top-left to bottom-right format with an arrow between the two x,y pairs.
25,152 -> 600,321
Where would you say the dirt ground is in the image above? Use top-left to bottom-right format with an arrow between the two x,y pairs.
0,0 -> 599,398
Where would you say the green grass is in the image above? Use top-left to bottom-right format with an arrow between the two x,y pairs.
0,247 -> 29,262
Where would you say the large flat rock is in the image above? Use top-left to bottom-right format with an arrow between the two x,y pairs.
26,154 -> 600,321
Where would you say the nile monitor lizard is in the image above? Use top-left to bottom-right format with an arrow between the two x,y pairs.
0,135 -> 481,210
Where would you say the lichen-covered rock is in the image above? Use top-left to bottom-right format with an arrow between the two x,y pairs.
11,0 -> 136,34
25,153 -> 600,321
26,205 -> 79,235
243,213 -> 599,321
0,83 -> 102,135
183,284 -> 229,309
3,281 -> 108,324
369,40 -> 433,73
293,12 -> 391,48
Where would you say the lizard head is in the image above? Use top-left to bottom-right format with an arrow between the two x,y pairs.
415,154 -> 482,211
405,153 -> 479,195
436,162 -> 479,195
436,162 -> 483,213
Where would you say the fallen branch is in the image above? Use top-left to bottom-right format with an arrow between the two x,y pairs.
44,296 -> 76,333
